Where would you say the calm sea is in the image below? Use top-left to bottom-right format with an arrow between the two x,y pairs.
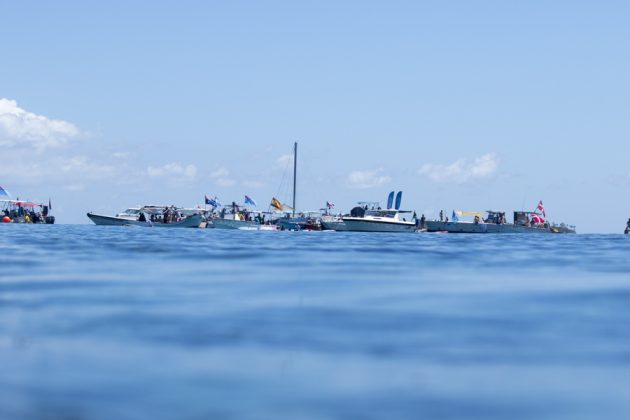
1,225 -> 630,420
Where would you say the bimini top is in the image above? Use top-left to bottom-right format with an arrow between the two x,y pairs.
0,199 -> 44,207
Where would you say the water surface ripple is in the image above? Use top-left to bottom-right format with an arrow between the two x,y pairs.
1,225 -> 630,419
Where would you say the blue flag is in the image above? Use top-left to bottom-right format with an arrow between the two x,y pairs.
244,195 -> 257,207
205,195 -> 221,208
395,191 -> 403,210
387,191 -> 395,209
0,186 -> 10,197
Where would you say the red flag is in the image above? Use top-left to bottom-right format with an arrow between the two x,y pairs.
537,200 -> 546,217
532,214 -> 545,224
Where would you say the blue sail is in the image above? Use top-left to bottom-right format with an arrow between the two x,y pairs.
387,191 -> 395,209
395,191 -> 403,210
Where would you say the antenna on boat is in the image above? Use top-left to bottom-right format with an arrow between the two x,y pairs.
292,142 -> 297,218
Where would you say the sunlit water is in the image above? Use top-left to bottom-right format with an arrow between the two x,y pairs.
1,225 -> 630,420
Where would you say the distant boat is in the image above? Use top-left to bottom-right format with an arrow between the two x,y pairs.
341,193 -> 417,233
426,210 -> 576,234
273,142 -> 322,231
320,214 -> 347,231
87,205 -> 204,228
342,207 -> 416,233
212,203 -> 278,230
277,212 -> 322,231
1,199 -> 55,224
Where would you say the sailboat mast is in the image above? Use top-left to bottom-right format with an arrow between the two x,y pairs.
292,142 -> 297,218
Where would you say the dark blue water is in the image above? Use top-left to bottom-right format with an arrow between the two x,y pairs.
1,225 -> 630,420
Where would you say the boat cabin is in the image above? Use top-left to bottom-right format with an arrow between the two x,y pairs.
484,211 -> 507,224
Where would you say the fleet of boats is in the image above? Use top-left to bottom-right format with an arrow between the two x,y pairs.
80,194 -> 577,234
0,143 -> 597,233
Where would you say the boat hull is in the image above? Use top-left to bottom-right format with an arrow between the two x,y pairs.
426,221 -> 554,233
212,218 -> 263,230
320,220 -> 348,231
341,218 -> 416,233
87,213 -> 203,228
237,225 -> 280,231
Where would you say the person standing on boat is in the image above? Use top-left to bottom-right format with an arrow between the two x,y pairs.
625,218 -> 630,234
439,210 -> 444,222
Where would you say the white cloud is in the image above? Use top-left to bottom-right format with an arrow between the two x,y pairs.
0,98 -> 80,149
112,152 -> 129,159
243,180 -> 264,189
60,156 -> 117,177
209,167 -> 235,186
0,154 -> 124,187
418,153 -> 498,183
215,178 -> 236,187
147,163 -> 197,179
210,168 -> 230,179
347,168 -> 391,189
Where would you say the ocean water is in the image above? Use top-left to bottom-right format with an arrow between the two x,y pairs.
1,225 -> 630,420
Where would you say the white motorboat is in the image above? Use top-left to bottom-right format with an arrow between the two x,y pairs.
87,205 -> 205,228
339,193 -> 417,233
342,208 -> 416,232
341,201 -> 416,232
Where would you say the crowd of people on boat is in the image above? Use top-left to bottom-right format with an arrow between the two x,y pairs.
137,206 -> 185,224
2,206 -> 50,224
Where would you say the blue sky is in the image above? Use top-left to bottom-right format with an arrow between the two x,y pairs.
1,1 -> 628,232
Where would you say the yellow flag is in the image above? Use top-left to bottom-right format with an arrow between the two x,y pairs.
270,197 -> 283,211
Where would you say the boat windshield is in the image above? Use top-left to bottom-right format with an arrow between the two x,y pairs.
366,210 -> 397,218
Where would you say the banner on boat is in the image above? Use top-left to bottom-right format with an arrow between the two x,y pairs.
455,211 -> 483,218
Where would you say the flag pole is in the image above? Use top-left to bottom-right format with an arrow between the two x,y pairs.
292,141 -> 297,218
